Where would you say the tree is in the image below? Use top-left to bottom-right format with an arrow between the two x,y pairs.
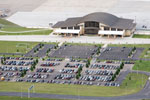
30,67 -> 34,71
76,74 -> 79,79
86,63 -> 89,68
129,76 -> 131,80
37,48 -> 39,51
120,62 -> 124,69
3,57 -> 6,61
36,59 -> 38,63
1,59 -> 4,64
17,49 -> 19,52
34,49 -> 36,53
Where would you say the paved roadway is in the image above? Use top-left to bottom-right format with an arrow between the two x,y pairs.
0,35 -> 150,44
0,71 -> 150,100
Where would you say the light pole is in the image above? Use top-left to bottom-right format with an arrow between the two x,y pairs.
135,16 -> 137,24
137,64 -> 139,75
21,86 -> 22,98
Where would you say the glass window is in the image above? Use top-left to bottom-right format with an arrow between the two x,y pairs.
104,27 -> 110,30
61,27 -> 67,29
111,28 -> 116,31
85,21 -> 99,28
74,26 -> 80,30
68,27 -> 73,29
117,29 -> 123,31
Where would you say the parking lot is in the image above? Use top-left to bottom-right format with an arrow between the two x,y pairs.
0,55 -> 136,87
98,47 -> 144,61
49,44 -> 99,59
99,47 -> 133,60
22,58 -> 86,84
0,43 -> 139,87
78,62 -> 122,86
24,43 -> 56,57
0,57 -> 34,82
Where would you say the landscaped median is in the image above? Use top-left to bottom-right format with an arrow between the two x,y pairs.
0,73 -> 148,97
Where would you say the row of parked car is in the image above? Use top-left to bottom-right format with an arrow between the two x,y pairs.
40,62 -> 60,67
0,72 -> 3,75
124,61 -> 135,64
79,75 -> 112,82
26,79 -> 49,83
69,59 -> 88,63
4,61 -> 33,66
3,57 -> 33,61
0,66 -> 30,71
65,63 -> 84,68
85,70 -> 113,76
36,68 -> 54,73
104,61 -> 121,64
54,74 -> 75,80
14,78 -> 120,87
2,72 -> 21,78
90,64 -> 120,70
27,73 -> 49,79
59,69 -> 78,74
46,58 -> 63,62
105,82 -> 120,87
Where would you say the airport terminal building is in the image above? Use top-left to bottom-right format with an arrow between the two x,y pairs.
53,12 -> 136,37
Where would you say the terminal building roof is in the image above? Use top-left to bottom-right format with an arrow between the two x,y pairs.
53,12 -> 136,30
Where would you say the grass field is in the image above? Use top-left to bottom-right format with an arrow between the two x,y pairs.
0,96 -> 65,100
133,60 -> 150,72
0,18 -> 19,26
133,34 -> 150,39
0,18 -> 52,35
109,44 -> 150,59
0,41 -> 38,54
0,73 -> 148,97
0,30 -> 53,35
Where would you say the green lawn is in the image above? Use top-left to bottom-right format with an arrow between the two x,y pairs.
0,30 -> 53,35
109,44 -> 150,59
133,60 -> 150,72
133,34 -> 150,39
1,26 -> 40,32
0,73 -> 148,97
0,41 -> 38,54
0,18 -> 19,26
0,96 -> 65,100
0,18 -> 53,35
